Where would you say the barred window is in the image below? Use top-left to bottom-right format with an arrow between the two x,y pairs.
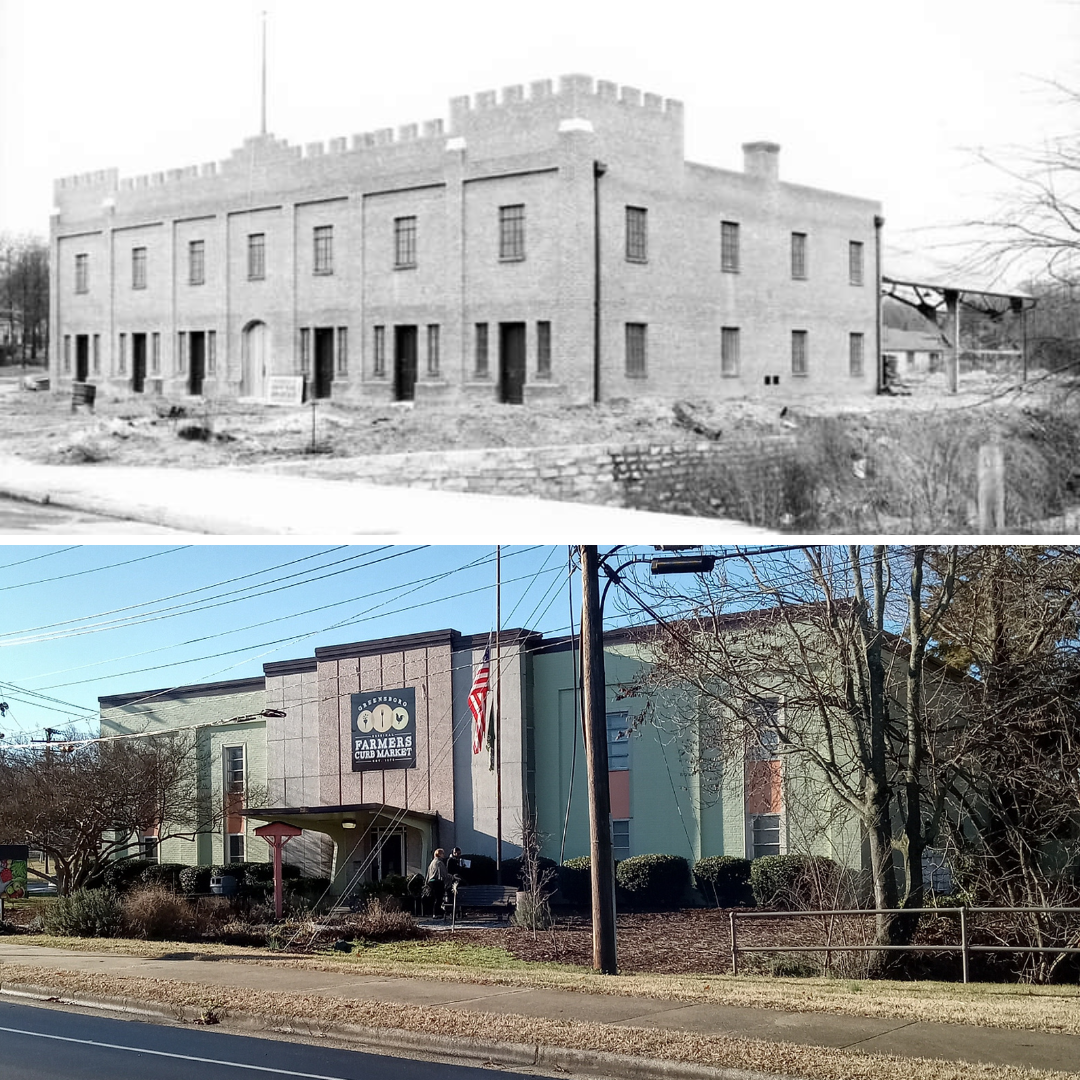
394,216 -> 417,268
151,332 -> 160,375
247,233 -> 265,280
791,329 -> 808,375
475,322 -> 489,376
625,323 -> 647,378
132,246 -> 147,289
299,327 -> 311,375
313,225 -> 333,274
92,334 -> 100,374
498,204 -> 525,261
849,332 -> 865,377
791,232 -> 807,279
188,240 -> 205,285
75,253 -> 89,294
426,324 -> 440,376
625,206 -> 648,263
721,221 -> 740,272
721,326 -> 740,376
849,241 -> 864,286
337,327 -> 348,375
207,330 -> 216,375
177,331 -> 188,374
63,335 -> 71,373
373,325 -> 386,376
118,333 -> 127,374
536,321 -> 551,378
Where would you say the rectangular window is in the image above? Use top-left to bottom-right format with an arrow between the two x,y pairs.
536,321 -> 551,379
63,335 -> 71,373
746,698 -> 781,760
721,221 -> 740,272
394,216 -> 417,268
225,745 -> 245,794
188,239 -> 205,285
373,325 -> 386,376
75,253 -> 89,294
849,240 -> 865,286
151,332 -> 160,375
248,233 -> 265,280
426,324 -> 440,376
299,327 -> 311,375
498,204 -> 525,261
92,334 -> 100,375
849,332 -> 865,377
118,333 -> 127,374
612,819 -> 630,859
625,206 -> 648,263
227,834 -> 245,864
791,232 -> 807,279
625,322 -> 647,378
177,331 -> 188,374
752,814 -> 781,858
607,711 -> 630,771
791,329 -> 808,376
140,836 -> 159,863
207,330 -> 216,375
313,225 -> 333,274
721,326 -> 740,377
337,327 -> 348,375
132,246 -> 147,289
475,322 -> 489,376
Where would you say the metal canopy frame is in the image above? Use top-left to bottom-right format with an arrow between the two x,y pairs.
882,273 -> 1036,393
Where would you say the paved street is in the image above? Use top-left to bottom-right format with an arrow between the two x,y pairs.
0,494 -> 181,532
0,999 -> 530,1080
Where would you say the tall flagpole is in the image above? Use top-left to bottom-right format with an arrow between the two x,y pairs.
260,11 -> 268,136
495,545 -> 503,885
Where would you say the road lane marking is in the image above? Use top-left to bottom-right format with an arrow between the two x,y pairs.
0,1023 -> 356,1079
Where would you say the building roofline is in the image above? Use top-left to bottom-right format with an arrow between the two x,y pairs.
99,676 -> 266,708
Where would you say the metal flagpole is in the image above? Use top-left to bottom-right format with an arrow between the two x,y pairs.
495,545 -> 503,885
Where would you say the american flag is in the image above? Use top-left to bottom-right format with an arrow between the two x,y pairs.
469,646 -> 492,755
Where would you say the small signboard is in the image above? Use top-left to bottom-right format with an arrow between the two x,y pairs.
265,376 -> 305,406
351,687 -> 417,771
0,844 -> 29,901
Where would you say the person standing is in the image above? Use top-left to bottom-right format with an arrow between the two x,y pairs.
425,847 -> 449,918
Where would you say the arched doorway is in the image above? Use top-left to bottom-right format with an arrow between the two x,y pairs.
241,321 -> 270,399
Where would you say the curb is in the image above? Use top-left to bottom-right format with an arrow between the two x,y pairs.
0,981 -> 789,1080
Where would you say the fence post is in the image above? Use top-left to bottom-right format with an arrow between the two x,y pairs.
960,906 -> 969,984
730,910 -> 738,976
977,442 -> 1005,533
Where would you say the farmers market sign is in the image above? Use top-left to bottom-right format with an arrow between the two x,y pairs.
350,687 -> 416,771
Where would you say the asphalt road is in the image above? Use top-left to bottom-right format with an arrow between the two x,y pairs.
0,494 -> 180,533
0,999 -> 534,1080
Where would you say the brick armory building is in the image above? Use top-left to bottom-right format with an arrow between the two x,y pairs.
50,74 -> 883,405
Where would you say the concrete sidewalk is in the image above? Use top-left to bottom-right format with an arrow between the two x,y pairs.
0,455 -> 770,539
1,943 -> 1077,1077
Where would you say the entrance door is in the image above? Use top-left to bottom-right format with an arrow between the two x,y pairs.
241,321 -> 269,398
131,333 -> 147,393
75,335 -> 89,382
369,829 -> 405,881
189,331 -> 206,396
394,325 -> 418,402
499,322 -> 526,404
314,327 -> 334,399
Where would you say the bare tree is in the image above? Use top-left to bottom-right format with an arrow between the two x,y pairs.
0,234 -> 49,365
0,733 -> 223,894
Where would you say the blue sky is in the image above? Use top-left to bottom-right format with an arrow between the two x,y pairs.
0,545 -> 581,741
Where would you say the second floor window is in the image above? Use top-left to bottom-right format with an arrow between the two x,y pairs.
313,226 -> 333,274
394,216 -> 417,268
225,745 -> 245,794
849,240 -> 864,285
248,233 -> 265,280
75,253 -> 89,294
791,232 -> 807,280
721,221 -> 740,272
499,204 -> 525,261
625,206 -> 648,262
607,711 -> 631,770
188,240 -> 205,285
132,247 -> 147,289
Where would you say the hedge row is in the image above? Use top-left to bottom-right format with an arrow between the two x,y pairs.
87,859 -> 326,903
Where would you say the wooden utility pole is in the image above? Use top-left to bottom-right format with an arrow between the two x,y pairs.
579,545 -> 617,974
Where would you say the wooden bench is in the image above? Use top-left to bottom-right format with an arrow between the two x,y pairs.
450,884 -> 517,927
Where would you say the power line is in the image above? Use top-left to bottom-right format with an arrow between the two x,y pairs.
0,546 -> 193,593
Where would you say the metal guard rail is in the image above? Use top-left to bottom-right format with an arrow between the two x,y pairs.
728,906 -> 1080,983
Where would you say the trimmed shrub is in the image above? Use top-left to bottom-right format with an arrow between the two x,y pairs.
500,855 -> 558,892
355,873 -> 410,906
558,857 -> 591,908
693,856 -> 753,908
179,865 -> 213,895
750,854 -> 847,910
43,888 -> 123,937
139,862 -> 187,892
91,858 -> 156,894
457,854 -> 497,886
286,876 -> 331,908
616,854 -> 689,909
122,886 -> 196,940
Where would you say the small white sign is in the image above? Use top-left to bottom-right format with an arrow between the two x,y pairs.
265,376 -> 304,406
